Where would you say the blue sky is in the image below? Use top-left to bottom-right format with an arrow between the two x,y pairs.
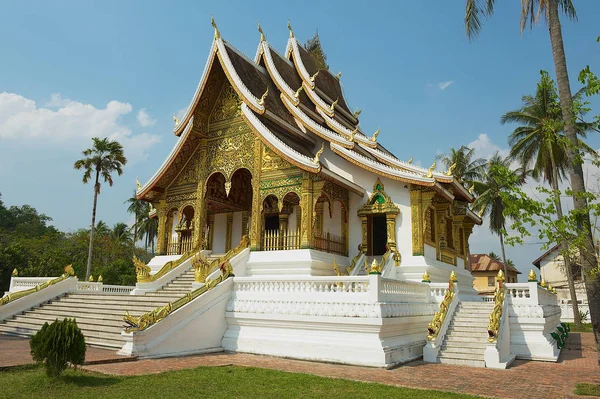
1,1 -> 599,277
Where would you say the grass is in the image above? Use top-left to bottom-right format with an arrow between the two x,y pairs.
0,364 -> 481,399
575,383 -> 600,397
566,322 -> 593,333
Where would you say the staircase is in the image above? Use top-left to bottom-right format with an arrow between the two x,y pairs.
437,301 -> 494,367
0,263 -> 208,349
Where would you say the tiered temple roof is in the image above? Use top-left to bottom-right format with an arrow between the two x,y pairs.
138,20 -> 481,223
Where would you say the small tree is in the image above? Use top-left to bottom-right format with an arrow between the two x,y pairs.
30,318 -> 86,377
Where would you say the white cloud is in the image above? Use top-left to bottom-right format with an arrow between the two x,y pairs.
467,133 -> 510,160
0,92 -> 160,163
137,108 -> 156,127
45,93 -> 73,108
437,80 -> 454,90
175,107 -> 187,122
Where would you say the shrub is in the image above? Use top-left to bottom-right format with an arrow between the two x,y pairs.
29,318 -> 86,377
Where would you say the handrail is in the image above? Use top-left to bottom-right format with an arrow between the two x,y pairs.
426,273 -> 457,340
194,235 -> 250,283
487,271 -> 506,342
123,266 -> 235,333
0,265 -> 75,306
134,244 -> 201,283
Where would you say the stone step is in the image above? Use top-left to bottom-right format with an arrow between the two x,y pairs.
4,317 -> 123,334
0,325 -> 123,349
445,330 -> 489,339
55,297 -> 176,307
438,356 -> 485,368
444,335 -> 489,344
13,312 -> 125,328
439,351 -> 484,361
0,320 -> 121,340
439,346 -> 486,355
451,315 -> 490,322
447,325 -> 488,333
23,308 -> 136,321
460,302 -> 494,307
42,302 -> 164,313
455,308 -> 493,315
65,293 -> 181,303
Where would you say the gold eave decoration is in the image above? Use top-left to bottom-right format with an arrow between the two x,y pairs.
426,161 -> 436,178
211,15 -> 220,39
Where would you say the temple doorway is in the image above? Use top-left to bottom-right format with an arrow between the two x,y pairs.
368,214 -> 387,256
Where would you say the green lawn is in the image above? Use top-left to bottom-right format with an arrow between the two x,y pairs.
567,322 -> 594,333
576,383 -> 600,397
0,364 -> 480,399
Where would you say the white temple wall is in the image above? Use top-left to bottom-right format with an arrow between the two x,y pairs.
288,206 -> 298,233
321,200 -> 342,237
170,210 -> 180,240
232,211 -> 243,248
212,213 -> 227,254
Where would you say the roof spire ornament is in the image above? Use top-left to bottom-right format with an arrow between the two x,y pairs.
469,184 -> 475,194
259,87 -> 269,105
211,15 -> 220,39
287,20 -> 294,38
330,98 -> 338,112
310,70 -> 320,82
446,163 -> 457,176
370,127 -> 380,142
136,177 -> 141,191
427,161 -> 436,178
353,108 -> 362,118
349,127 -> 358,142
294,85 -> 304,98
313,142 -> 325,164
336,71 -> 342,80
173,115 -> 179,127
408,157 -> 413,164
258,21 -> 266,42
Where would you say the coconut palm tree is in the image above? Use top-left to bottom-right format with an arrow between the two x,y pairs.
465,0 -> 600,355
436,146 -> 486,187
74,137 -> 127,281
94,221 -> 110,237
502,70 -> 594,327
135,203 -> 158,254
125,191 -> 145,242
488,252 -> 501,261
111,222 -> 132,245
472,153 -> 522,275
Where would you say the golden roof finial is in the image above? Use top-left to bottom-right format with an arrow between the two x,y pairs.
294,85 -> 303,98
408,157 -> 413,164
89,275 -> 94,282
211,15 -> 220,39
528,269 -> 537,282
310,70 -> 320,82
259,87 -> 269,105
12,268 -> 18,277
258,21 -> 265,42
446,163 -> 457,176
98,275 -> 103,283
287,20 -> 294,38
330,98 -> 338,112
349,127 -> 358,142
336,71 -> 342,79
469,184 -> 475,194
313,142 -> 325,164
540,277 -> 547,288
353,108 -> 362,118
173,115 -> 179,127
477,208 -> 484,217
427,161 -> 436,178
136,177 -> 141,191
370,127 -> 380,142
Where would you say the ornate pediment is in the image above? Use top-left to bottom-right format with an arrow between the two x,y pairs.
358,178 -> 399,216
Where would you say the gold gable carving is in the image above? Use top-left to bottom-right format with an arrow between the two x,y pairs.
210,84 -> 241,123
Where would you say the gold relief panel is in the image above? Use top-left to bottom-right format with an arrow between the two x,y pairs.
261,146 -> 291,171
209,84 -> 241,123
206,130 -> 255,179
172,153 -> 200,187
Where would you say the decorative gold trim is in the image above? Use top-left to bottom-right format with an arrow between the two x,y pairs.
427,274 -> 455,340
0,265 -> 75,307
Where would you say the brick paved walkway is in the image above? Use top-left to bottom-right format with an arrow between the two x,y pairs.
0,335 -> 134,368
2,333 -> 598,398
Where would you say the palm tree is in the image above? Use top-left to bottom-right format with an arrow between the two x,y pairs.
436,146 -> 486,187
125,191 -> 145,243
502,70 -> 594,327
74,137 -> 127,281
488,252 -> 501,261
465,0 -> 600,355
111,222 -> 132,245
472,153 -> 521,276
135,203 -> 158,254
94,221 -> 110,237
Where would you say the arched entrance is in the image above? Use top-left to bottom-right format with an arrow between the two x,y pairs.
204,168 -> 252,253
357,178 -> 400,262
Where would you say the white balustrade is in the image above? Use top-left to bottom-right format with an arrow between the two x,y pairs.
505,282 -> 558,306
76,282 -> 135,295
429,283 -> 450,304
379,279 -> 430,303
9,277 -> 55,293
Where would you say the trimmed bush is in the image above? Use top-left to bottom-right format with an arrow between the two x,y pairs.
29,318 -> 86,377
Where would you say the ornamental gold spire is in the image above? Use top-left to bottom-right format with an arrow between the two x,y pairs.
330,98 -> 338,112
313,142 -> 325,164
136,177 -> 141,191
211,15 -> 220,39
294,85 -> 304,98
349,127 -> 358,142
310,70 -> 320,82
336,71 -> 342,79
258,21 -> 265,42
259,87 -> 269,105
446,163 -> 457,176
370,127 -> 380,142
353,108 -> 362,118
528,269 -> 537,282
287,20 -> 294,38
469,184 -> 475,194
408,157 -> 413,164
427,161 -> 436,178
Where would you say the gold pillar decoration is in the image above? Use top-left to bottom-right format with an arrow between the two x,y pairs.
315,202 -> 324,235
156,199 -> 168,255
194,141 -> 208,249
225,212 -> 233,252
528,269 -> 538,282
300,172 -> 314,249
463,223 -> 474,271
410,188 -> 434,256
208,214 -> 215,250
250,139 -> 263,250
360,215 -> 368,253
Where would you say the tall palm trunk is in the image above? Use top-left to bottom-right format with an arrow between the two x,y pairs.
499,233 -> 508,279
550,154 -> 581,327
548,0 -> 600,357
86,169 -> 100,281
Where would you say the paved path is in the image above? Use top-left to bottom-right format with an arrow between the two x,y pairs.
0,335 -> 134,368
1,333 -> 598,398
